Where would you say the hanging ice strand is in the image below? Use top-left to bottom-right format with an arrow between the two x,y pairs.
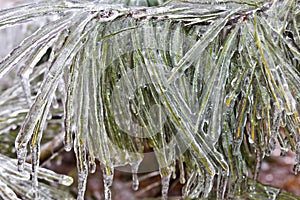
159,166 -> 171,200
101,165 -> 114,200
74,135 -> 88,200
161,173 -> 171,199
294,141 -> 300,175
130,161 -> 141,191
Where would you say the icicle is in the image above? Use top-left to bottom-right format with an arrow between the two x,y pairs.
293,141 -> 300,175
101,165 -> 114,200
19,72 -> 32,107
74,134 -> 88,200
63,132 -> 73,152
179,156 -> 185,184
75,146 -> 88,199
160,168 -> 171,200
132,172 -> 139,191
77,170 -> 88,200
30,142 -> 40,200
130,162 -> 140,191
29,96 -> 53,199
182,170 -> 200,199
64,57 -> 79,152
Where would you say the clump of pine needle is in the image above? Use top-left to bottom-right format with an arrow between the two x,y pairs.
0,0 -> 299,199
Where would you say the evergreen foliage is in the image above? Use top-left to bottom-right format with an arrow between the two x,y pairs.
0,0 -> 299,199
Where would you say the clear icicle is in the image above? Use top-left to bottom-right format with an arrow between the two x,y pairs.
101,165 -> 114,200
30,97 -> 52,199
77,171 -> 88,200
30,143 -> 40,200
19,72 -> 32,107
74,134 -> 88,200
130,162 -> 140,191
132,173 -> 139,191
161,173 -> 171,200
179,157 -> 185,184
293,141 -> 300,175
64,54 -> 79,152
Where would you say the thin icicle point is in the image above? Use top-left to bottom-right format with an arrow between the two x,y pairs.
130,162 -> 140,191
101,165 -> 114,200
132,173 -> 139,191
74,135 -> 88,200
63,136 -> 73,152
75,141 -> 88,200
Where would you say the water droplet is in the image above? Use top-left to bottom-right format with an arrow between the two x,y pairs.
89,161 -> 96,174
64,143 -> 72,152
248,135 -> 254,144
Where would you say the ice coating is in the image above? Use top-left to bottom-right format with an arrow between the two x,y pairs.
0,0 -> 299,199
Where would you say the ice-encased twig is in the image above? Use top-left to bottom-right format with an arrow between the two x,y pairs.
0,154 -> 73,199
15,11 -> 98,172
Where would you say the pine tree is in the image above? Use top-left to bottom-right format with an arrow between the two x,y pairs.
0,0 -> 300,199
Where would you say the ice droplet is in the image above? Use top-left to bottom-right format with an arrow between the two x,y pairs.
248,135 -> 255,144
89,161 -> 96,174
64,142 -> 72,152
